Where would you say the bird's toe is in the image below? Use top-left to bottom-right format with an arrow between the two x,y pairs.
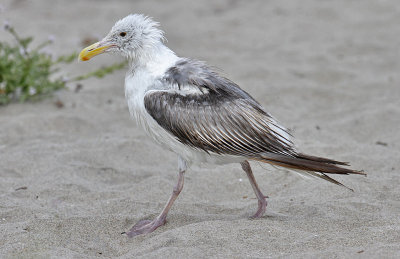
126,218 -> 166,237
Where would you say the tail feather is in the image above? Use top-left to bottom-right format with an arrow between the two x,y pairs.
251,152 -> 365,189
306,171 -> 355,191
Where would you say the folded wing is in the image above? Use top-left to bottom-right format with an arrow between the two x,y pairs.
144,58 -> 295,157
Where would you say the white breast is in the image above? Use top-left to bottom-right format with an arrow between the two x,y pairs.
124,46 -> 244,166
124,48 -> 191,161
124,44 -> 177,127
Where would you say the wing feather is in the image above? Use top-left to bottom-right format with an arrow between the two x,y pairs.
144,92 -> 295,157
143,58 -> 295,157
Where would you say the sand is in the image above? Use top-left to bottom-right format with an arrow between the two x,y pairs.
1,0 -> 399,258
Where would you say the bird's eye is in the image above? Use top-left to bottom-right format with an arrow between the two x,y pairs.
119,32 -> 126,37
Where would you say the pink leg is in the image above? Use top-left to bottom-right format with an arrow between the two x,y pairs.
241,160 -> 268,218
127,166 -> 185,237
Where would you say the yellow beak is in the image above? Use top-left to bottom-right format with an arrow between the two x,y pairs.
78,41 -> 112,61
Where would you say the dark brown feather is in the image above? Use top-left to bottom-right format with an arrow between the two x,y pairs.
253,152 -> 364,175
251,153 -> 365,190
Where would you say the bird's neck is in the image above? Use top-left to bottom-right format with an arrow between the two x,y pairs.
128,42 -> 178,75
124,42 -> 178,137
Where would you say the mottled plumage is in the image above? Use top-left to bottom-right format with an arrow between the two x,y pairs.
145,58 -> 294,157
79,14 -> 365,237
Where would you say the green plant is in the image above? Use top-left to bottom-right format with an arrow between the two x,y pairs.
0,21 -> 127,105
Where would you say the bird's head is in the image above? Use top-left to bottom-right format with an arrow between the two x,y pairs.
79,14 -> 164,61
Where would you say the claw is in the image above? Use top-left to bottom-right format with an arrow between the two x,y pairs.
126,218 -> 167,237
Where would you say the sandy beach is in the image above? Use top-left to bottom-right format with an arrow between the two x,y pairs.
1,0 -> 399,258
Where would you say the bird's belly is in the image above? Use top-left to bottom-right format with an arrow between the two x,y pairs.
133,107 -> 244,166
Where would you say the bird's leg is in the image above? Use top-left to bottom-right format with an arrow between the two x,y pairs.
241,160 -> 268,218
127,157 -> 187,237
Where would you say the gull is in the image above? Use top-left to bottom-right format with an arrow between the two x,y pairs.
79,14 -> 364,237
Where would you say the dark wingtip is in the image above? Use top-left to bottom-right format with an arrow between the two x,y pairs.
354,169 -> 367,176
296,153 -> 350,166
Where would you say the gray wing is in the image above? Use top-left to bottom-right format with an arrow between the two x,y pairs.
144,58 -> 295,157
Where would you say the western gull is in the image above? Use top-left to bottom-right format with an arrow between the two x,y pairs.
79,14 -> 365,237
